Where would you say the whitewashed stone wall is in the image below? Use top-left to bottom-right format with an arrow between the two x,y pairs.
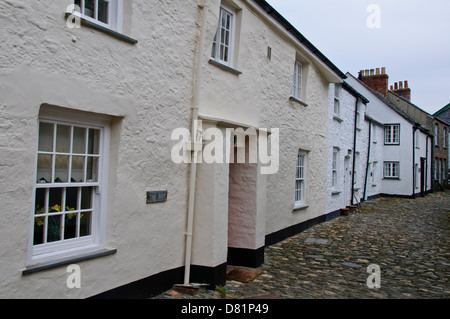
0,0 -> 200,298
326,84 -> 357,213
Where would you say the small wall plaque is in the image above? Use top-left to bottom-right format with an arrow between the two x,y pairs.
146,191 -> 168,204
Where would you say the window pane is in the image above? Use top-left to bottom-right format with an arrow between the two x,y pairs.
55,155 -> 70,183
73,127 -> 86,154
34,217 -> 45,245
37,154 -> 52,184
80,211 -> 92,237
47,215 -> 62,243
35,188 -> 46,215
64,213 -> 78,240
81,187 -> 92,210
71,156 -> 85,183
86,157 -> 99,182
98,0 -> 109,23
49,188 -> 63,212
84,0 -> 95,18
56,125 -> 71,153
38,122 -> 54,152
88,129 -> 100,155
66,187 -> 78,211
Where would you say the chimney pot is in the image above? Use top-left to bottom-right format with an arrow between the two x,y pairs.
399,81 -> 403,89
370,69 -> 375,76
376,68 -> 380,75
390,85 -> 393,90
404,80 -> 408,88
381,67 -> 386,74
365,69 -> 370,76
394,82 -> 398,90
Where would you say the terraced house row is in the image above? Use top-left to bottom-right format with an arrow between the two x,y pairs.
0,0 -> 446,298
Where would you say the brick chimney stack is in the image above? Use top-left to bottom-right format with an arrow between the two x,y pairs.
390,80 -> 411,101
359,67 -> 389,97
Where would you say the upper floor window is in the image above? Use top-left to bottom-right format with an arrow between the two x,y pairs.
291,60 -> 303,101
333,84 -> 340,116
211,5 -> 236,67
384,124 -> 400,145
74,0 -> 122,32
435,124 -> 439,146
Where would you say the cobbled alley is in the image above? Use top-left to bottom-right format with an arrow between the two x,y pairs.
156,190 -> 449,299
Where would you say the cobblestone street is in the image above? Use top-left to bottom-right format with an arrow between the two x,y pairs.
156,190 -> 449,299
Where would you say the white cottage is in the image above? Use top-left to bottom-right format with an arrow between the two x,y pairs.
346,72 -> 432,198
326,82 -> 369,216
0,0 -> 345,298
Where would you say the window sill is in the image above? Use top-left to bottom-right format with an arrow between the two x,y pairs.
208,59 -> 242,75
64,12 -> 138,44
331,191 -> 341,195
22,248 -> 117,275
289,96 -> 308,107
293,203 -> 308,211
383,177 -> 400,180
333,115 -> 343,123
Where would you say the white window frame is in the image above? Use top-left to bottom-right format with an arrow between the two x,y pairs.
332,147 -> 339,189
211,5 -> 236,67
27,108 -> 111,266
333,84 -> 340,116
384,124 -> 400,145
294,151 -> 306,208
72,0 -> 123,32
291,60 -> 303,101
384,161 -> 400,179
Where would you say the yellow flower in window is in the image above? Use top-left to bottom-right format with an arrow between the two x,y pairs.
50,204 -> 61,212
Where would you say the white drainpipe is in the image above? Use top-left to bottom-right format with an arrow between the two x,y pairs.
184,0 -> 208,286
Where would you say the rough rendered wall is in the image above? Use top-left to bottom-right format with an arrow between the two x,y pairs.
0,0 -> 199,298
199,0 -> 332,239
326,84 -> 357,213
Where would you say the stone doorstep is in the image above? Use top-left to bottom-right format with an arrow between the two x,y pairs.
226,265 -> 263,283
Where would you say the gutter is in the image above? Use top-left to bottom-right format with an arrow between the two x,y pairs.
412,124 -> 418,198
363,119 -> 372,201
351,97 -> 359,205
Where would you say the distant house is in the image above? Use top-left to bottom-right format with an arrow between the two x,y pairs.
434,104 -> 450,185
326,81 -> 369,216
432,117 -> 449,187
0,0 -> 346,298
346,70 -> 433,198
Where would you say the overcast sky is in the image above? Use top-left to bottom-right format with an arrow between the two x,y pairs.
265,0 -> 450,114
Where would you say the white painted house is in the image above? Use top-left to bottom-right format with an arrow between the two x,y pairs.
0,0 -> 346,298
346,72 -> 432,198
326,82 -> 370,215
